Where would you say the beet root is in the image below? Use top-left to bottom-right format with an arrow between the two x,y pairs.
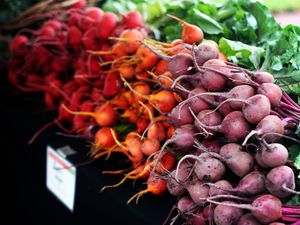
237,213 -> 262,225
260,143 -> 288,168
266,165 -> 296,198
214,201 -> 244,225
194,155 -> 225,182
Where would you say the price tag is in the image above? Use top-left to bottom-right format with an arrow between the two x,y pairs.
46,146 -> 76,212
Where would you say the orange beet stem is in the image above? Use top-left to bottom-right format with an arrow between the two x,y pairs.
127,189 -> 151,204
138,101 -> 154,122
144,38 -> 173,47
102,169 -> 128,175
121,76 -> 151,101
87,50 -> 113,55
108,37 -> 128,41
110,128 -> 129,150
167,14 -> 186,25
100,167 -> 143,192
62,104 -> 95,118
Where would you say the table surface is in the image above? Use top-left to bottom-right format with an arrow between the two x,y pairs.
0,83 -> 176,225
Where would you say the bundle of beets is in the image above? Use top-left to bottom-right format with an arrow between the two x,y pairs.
139,16 -> 300,225
7,0 -> 180,205
6,1 -> 300,224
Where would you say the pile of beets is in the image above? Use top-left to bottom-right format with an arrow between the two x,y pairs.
145,33 -> 300,224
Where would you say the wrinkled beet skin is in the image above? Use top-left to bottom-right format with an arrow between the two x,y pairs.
266,165 -> 295,198
194,44 -> 219,66
242,95 -> 271,124
236,171 -> 266,196
237,213 -> 261,225
188,87 -> 210,114
224,151 -> 254,177
229,85 -> 255,110
167,170 -> 186,196
168,53 -> 194,77
252,71 -> 274,84
255,115 -> 284,143
186,181 -> 209,205
170,104 -> 194,126
260,143 -> 288,168
199,59 -> 228,91
214,201 -> 244,225
177,196 -> 198,218
194,156 -> 225,182
257,83 -> 282,107
220,143 -> 242,157
251,195 -> 282,224
209,180 -> 233,196
221,111 -> 250,142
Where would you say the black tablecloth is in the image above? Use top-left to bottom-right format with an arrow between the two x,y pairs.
1,85 -> 176,225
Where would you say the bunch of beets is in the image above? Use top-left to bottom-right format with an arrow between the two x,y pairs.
7,1 -> 180,204
140,16 -> 300,225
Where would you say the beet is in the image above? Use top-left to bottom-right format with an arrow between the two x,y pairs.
266,165 -> 296,198
214,201 -> 244,225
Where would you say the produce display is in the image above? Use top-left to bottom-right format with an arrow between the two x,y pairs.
3,0 -> 300,224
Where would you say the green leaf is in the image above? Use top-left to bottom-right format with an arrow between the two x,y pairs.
295,124 -> 300,136
217,6 -> 236,21
288,144 -> 300,161
290,54 -> 300,70
270,57 -> 283,71
295,152 -> 300,170
138,1 -> 166,21
288,145 -> 300,189
163,24 -> 182,42
113,120 -> 136,140
241,0 -> 280,42
192,8 -> 223,35
219,37 -> 264,69
287,195 -> 300,206
285,84 -> 300,95
195,3 -> 218,17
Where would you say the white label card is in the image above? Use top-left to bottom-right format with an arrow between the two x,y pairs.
46,146 -> 76,212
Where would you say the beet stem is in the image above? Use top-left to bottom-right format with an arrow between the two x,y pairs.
282,183 -> 300,195
175,154 -> 199,182
141,41 -> 171,61
278,81 -> 300,87
280,101 -> 300,113
188,107 -> 213,137
271,110 -> 283,118
191,44 -> 202,71
261,132 -> 300,145
206,198 -> 253,210
170,74 -> 193,88
141,119 -> 172,140
282,117 -> 298,126
28,120 -> 56,145
201,66 -> 259,87
206,194 -> 250,202
150,139 -> 173,178
163,205 -> 177,225
281,107 -> 300,118
157,75 -> 190,95
276,107 -> 298,120
178,92 -> 229,117
242,130 -> 258,146
283,92 -> 300,109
